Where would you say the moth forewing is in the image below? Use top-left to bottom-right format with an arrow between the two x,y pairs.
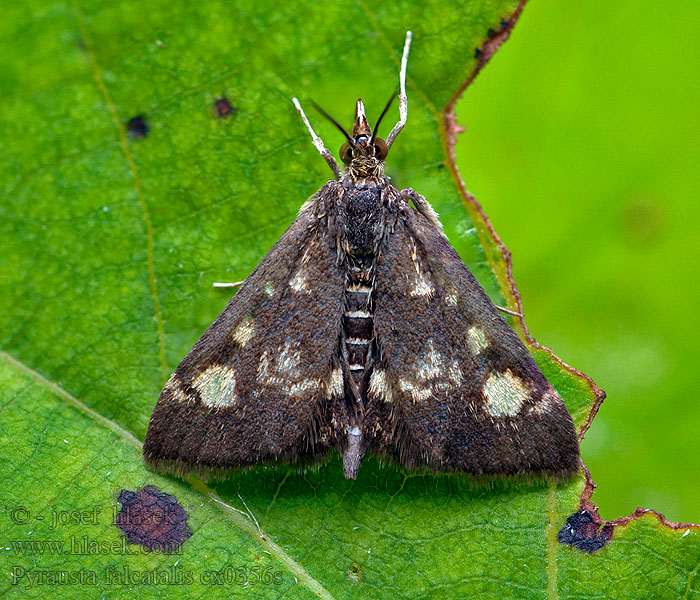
143,195 -> 348,476
367,192 -> 579,477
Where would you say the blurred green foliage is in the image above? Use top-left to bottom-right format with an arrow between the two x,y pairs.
457,0 -> 700,522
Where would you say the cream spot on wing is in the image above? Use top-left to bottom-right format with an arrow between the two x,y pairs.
327,366 -> 344,399
277,341 -> 301,376
448,359 -> 463,386
289,265 -> 311,293
483,369 -> 532,418
409,239 -> 434,297
288,379 -> 322,396
445,288 -> 458,306
398,379 -> 432,402
264,281 -> 275,297
232,315 -> 254,347
193,364 -> 238,408
162,374 -> 189,403
396,341 -> 464,402
171,387 -> 188,403
257,348 -> 317,395
256,351 -> 275,384
417,340 -> 444,379
467,326 -> 488,354
162,373 -> 178,392
369,368 -> 392,402
411,273 -> 434,297
528,385 -> 559,415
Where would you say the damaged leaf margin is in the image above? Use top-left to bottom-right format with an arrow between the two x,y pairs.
442,0 -> 700,546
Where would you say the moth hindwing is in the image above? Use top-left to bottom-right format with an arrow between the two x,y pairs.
143,32 -> 579,480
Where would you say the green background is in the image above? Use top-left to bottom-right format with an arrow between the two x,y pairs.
457,0 -> 700,523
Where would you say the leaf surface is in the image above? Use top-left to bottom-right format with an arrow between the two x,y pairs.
1,0 -> 698,598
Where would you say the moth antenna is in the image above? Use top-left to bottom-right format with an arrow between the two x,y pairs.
385,30 -> 412,149
309,100 -> 354,145
292,97 -> 342,179
369,93 -> 396,146
212,280 -> 244,288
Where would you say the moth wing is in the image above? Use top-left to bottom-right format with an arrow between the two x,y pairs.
367,193 -> 579,476
143,188 -> 347,475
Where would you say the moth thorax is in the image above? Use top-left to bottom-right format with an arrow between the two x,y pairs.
348,157 -> 384,179
341,186 -> 383,256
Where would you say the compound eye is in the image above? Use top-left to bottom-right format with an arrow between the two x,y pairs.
373,138 -> 388,160
339,142 -> 353,164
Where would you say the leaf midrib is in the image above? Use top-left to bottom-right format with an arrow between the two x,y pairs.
71,0 -> 169,384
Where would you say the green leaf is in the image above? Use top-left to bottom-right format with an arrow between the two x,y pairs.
1,1 -> 698,598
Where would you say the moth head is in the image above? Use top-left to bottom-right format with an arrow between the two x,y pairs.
337,98 -> 391,171
310,96 -> 394,177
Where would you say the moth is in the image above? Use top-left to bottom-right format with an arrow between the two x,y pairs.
143,32 -> 579,480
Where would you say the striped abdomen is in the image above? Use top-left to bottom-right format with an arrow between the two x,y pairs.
343,256 -> 375,391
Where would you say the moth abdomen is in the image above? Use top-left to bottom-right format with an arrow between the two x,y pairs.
342,255 -> 376,387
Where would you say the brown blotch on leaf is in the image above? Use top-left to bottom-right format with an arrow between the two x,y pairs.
213,97 -> 236,119
115,485 -> 192,552
558,510 -> 614,553
126,115 -> 150,139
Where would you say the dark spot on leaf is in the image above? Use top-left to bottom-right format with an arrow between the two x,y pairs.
487,28 -> 496,39
558,510 -> 613,553
126,115 -> 149,139
213,97 -> 236,119
474,48 -> 482,59
346,562 -> 363,583
115,485 -> 191,552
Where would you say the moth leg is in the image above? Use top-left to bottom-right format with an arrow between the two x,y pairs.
495,304 -> 524,318
292,97 -> 342,179
386,30 -> 412,149
400,187 -> 445,237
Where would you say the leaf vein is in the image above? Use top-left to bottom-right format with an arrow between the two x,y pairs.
70,0 -> 169,384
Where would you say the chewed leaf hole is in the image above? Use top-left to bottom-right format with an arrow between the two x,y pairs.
558,509 -> 614,553
347,561 -> 363,583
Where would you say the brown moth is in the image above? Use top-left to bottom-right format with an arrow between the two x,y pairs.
143,32 -> 579,480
